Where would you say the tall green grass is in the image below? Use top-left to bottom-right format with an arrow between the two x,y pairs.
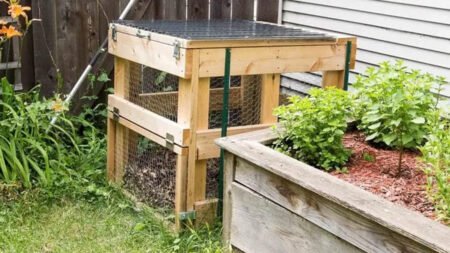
0,77 -> 106,193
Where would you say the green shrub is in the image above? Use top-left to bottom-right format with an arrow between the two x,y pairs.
273,87 -> 352,171
353,61 -> 444,170
0,77 -> 107,199
420,114 -> 450,223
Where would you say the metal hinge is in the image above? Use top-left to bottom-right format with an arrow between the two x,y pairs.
111,24 -> 117,42
165,133 -> 174,150
179,210 -> 196,221
136,29 -> 151,40
173,40 -> 181,59
112,107 -> 120,122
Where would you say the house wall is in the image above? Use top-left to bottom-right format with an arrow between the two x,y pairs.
279,0 -> 450,99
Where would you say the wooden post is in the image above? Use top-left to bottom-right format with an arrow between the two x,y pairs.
185,50 -> 211,212
260,73 -> 281,124
109,57 -> 138,183
106,116 -> 116,181
322,71 -> 345,89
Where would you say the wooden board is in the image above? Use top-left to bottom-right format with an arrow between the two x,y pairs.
108,95 -> 190,146
231,183 -> 362,253
107,112 -> 188,155
198,45 -> 346,77
260,74 -> 280,123
108,27 -> 192,78
197,124 -> 274,160
234,157 -> 435,253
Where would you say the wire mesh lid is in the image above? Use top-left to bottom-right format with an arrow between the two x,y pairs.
112,19 -> 336,41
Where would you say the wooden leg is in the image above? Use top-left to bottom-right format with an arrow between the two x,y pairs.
260,74 -> 281,124
107,117 -> 116,182
322,70 -> 345,89
175,154 -> 188,229
187,76 -> 211,210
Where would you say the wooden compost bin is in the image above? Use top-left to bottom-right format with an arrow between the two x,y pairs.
106,19 -> 356,228
216,129 -> 450,253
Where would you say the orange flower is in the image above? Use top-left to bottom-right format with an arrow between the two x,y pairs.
53,103 -> 62,112
0,25 -> 22,39
8,4 -> 31,20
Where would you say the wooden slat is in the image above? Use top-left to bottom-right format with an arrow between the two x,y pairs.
222,152 -> 235,250
108,28 -> 192,78
198,45 -> 346,77
108,94 -> 190,146
234,157 -> 434,253
197,124 -> 273,160
322,71 -> 345,89
106,117 -> 116,181
231,183 -> 362,253
187,0 -> 209,20
257,0 -> 280,22
232,0 -> 255,19
107,112 -> 188,155
210,0 -> 232,19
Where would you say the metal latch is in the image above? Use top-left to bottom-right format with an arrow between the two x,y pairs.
179,210 -> 196,221
165,133 -> 174,150
136,30 -> 151,40
111,24 -> 117,42
112,107 -> 120,122
173,40 -> 181,59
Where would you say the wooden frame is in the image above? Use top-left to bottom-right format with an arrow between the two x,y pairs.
107,23 -> 357,229
216,128 -> 450,253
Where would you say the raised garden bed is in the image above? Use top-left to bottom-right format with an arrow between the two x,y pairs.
216,128 -> 450,253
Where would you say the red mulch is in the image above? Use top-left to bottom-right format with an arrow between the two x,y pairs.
330,131 -> 436,220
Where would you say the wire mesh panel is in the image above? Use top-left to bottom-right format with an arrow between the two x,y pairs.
115,127 -> 177,210
128,64 -> 180,122
209,75 -> 262,129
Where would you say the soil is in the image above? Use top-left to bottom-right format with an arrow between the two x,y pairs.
330,131 -> 436,220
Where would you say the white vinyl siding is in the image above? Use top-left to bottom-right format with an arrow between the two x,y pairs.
280,0 -> 450,98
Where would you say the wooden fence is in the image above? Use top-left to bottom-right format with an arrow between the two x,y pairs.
0,0 -> 278,111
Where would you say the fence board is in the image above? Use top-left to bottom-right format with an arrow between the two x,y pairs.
232,0 -> 254,19
187,0 -> 209,20
210,0 -> 232,19
257,0 -> 279,22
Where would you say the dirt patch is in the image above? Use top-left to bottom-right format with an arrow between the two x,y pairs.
330,131 -> 436,220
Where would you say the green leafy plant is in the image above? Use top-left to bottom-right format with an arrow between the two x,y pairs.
420,114 -> 450,224
273,87 -> 353,171
0,77 -> 107,198
353,61 -> 444,171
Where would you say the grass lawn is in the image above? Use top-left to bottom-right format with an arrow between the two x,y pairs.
0,189 -> 223,253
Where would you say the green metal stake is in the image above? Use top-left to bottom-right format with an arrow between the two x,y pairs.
343,40 -> 352,91
218,48 -> 231,218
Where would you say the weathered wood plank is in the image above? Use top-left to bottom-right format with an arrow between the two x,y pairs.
231,183 -> 362,253
187,0 -> 209,20
210,0 -> 232,19
232,0 -> 254,20
235,157 -> 436,253
256,0 -> 279,22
